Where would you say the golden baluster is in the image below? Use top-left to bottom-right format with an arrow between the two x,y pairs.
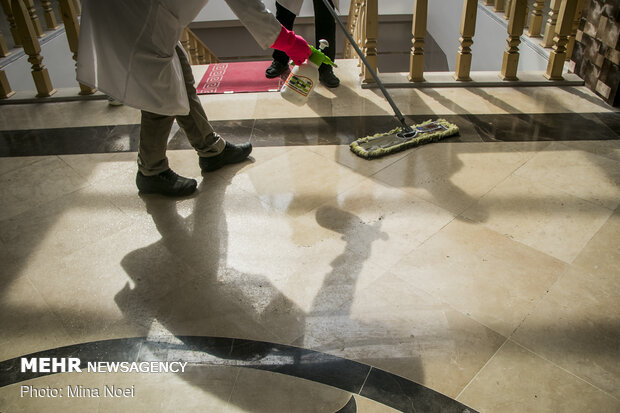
0,33 -> 10,56
58,0 -> 94,94
196,44 -> 206,64
505,0 -> 512,20
356,2 -> 366,70
181,28 -> 190,55
23,0 -> 44,37
527,0 -> 545,36
361,0 -> 377,83
0,69 -> 15,98
11,0 -> 55,96
71,0 -> 80,15
484,0 -> 494,5
545,0 -> 578,79
565,0 -> 584,60
408,0 -> 427,82
345,0 -> 363,60
189,37 -> 199,65
455,0 -> 478,81
500,0 -> 527,80
1,0 -> 21,46
541,0 -> 560,47
494,0 -> 505,13
40,0 -> 58,30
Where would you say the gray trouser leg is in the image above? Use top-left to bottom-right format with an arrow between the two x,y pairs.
137,46 -> 225,176
138,112 -> 174,176
174,45 -> 225,158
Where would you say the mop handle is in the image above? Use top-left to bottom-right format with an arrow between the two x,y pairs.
320,0 -> 413,132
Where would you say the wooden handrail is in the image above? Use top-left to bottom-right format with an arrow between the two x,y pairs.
182,27 -> 220,65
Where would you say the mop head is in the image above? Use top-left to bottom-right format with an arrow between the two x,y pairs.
350,119 -> 459,159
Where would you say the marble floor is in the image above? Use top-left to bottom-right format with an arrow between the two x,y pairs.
0,61 -> 619,412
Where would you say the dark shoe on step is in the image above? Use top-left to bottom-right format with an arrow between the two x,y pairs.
265,60 -> 289,78
199,141 -> 252,173
136,169 -> 197,197
319,66 -> 340,88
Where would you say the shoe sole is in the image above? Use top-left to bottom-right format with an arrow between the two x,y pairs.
137,181 -> 197,197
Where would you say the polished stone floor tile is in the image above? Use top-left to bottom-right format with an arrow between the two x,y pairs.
371,141 -> 547,215
389,219 -> 570,337
225,147 -> 367,217
470,86 -> 616,115
0,125 -> 142,157
306,144 -> 410,177
23,222 -> 196,344
0,274 -> 71,361
352,395 -> 402,412
467,112 -> 620,142
461,174 -> 614,263
458,340 -> 620,413
0,156 -> 88,221
511,265 -> 620,399
0,155 -> 43,176
0,100 -> 141,131
572,206 -> 620,276
309,179 -> 456,270
301,271 -> 506,399
0,188 -> 134,268
513,142 -> 620,210
58,152 -> 138,185
560,138 -> 620,163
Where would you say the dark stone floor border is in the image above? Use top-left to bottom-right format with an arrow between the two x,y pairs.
0,112 -> 618,158
0,336 -> 477,413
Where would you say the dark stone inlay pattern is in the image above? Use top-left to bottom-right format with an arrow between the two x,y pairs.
0,336 -> 477,413
361,367 -> 474,413
0,112 -> 618,158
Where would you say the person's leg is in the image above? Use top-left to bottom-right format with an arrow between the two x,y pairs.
136,110 -> 197,196
313,0 -> 340,87
174,45 -> 225,158
138,111 -> 174,176
267,2 -> 297,78
173,45 -> 251,172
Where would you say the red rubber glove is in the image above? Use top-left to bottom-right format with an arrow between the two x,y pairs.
270,26 -> 311,65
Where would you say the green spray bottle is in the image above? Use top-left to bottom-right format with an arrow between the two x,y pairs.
281,39 -> 335,106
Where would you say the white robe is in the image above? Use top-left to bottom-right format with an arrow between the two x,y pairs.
77,0 -> 281,116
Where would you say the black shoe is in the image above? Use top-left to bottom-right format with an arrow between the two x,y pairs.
199,141 -> 252,173
319,65 -> 340,88
265,60 -> 289,78
136,169 -> 197,197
